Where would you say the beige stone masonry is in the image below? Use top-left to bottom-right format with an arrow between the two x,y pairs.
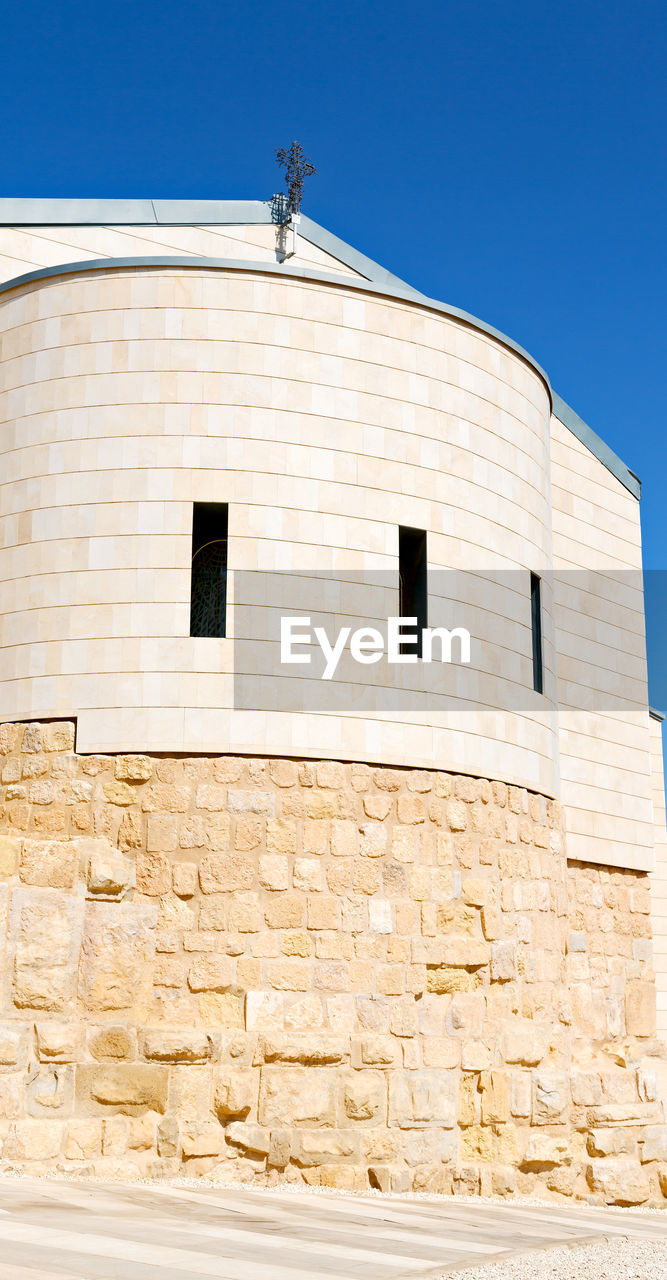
0,720 -> 664,1203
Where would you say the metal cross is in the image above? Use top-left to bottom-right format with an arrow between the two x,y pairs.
275,141 -> 316,217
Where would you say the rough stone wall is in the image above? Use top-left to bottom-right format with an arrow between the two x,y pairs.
0,720 -> 664,1203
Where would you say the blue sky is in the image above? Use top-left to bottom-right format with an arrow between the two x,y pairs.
2,0 -> 666,701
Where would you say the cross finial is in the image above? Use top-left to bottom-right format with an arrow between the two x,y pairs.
275,141 -> 316,217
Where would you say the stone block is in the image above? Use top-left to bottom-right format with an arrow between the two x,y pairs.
532,1072 -> 569,1125
187,956 -> 233,992
103,1114 -> 129,1156
142,1029 -> 216,1062
79,900 -> 156,1013
422,1038 -> 460,1069
586,1157 -> 650,1205
343,1071 -> 385,1123
626,982 -> 656,1037
522,1134 -> 570,1167
293,858 -> 324,892
307,896 -> 341,931
571,1071 -> 603,1106
0,724 -> 19,755
586,1102 -> 662,1127
66,1118 -> 101,1159
214,1069 -> 257,1119
480,1071 -> 509,1124
491,941 -> 516,982
118,810 -> 143,851
330,820 -> 358,858
204,814 -> 231,852
267,819 -> 298,856
258,1067 -> 337,1129
0,1025 -> 27,1065
77,1064 -> 168,1114
258,855 -> 290,892
115,755 -> 153,782
89,1026 -> 135,1061
501,1020 -> 549,1066
359,824 -> 387,859
353,1035 -> 397,1066
195,784 -> 227,811
460,1126 -> 494,1164
0,1075 -> 23,1117
12,889 -> 81,1013
305,792 -> 338,820
427,967 -> 477,995
19,840 -> 79,889
128,1113 -> 157,1151
294,1130 -> 359,1166
212,758 -> 243,784
225,1121 -> 271,1156
5,1119 -> 64,1161
389,1071 -> 456,1129
260,1035 -> 343,1065
461,1040 -> 492,1072
136,850 -> 171,896
234,815 -> 264,852
146,814 -> 178,852
447,801 -> 468,831
368,899 -> 392,934
41,723 -> 75,753
641,1125 -> 667,1163
199,853 -> 255,894
587,1128 -> 636,1158
0,835 -> 20,877
87,846 -> 133,897
181,1121 -> 225,1158
492,1166 -> 517,1196
157,1116 -> 179,1157
480,906 -> 502,940
445,994 -> 485,1038
35,1022 -> 80,1062
172,862 -> 198,898
245,991 -> 284,1031
269,760 -> 298,788
434,938 -> 489,969
228,790 -> 275,816
103,780 -> 135,807
267,960 -> 309,991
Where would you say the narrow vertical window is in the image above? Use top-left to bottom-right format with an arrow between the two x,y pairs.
190,503 -> 228,638
531,571 -> 543,694
399,526 -> 428,657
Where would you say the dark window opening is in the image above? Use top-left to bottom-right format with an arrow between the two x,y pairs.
399,526 -> 428,657
531,571 -> 543,694
190,503 -> 228,638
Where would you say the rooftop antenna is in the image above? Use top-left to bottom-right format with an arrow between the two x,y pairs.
274,141 -> 316,259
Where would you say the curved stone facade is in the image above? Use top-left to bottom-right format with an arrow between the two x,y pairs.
0,263 -> 556,791
0,721 -> 663,1203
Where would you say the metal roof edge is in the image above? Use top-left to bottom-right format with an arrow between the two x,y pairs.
0,197 -> 278,226
551,391 -> 641,501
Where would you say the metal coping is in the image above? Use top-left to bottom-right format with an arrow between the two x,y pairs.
0,197 -> 640,499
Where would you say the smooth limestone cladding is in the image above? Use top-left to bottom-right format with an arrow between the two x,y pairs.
0,720 -> 664,1204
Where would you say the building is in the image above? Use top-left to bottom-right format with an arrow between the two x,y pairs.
0,199 -> 665,1200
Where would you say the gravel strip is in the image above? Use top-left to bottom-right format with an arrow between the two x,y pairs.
447,1236 -> 667,1280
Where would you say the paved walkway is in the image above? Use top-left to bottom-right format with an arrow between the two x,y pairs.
0,1178 -> 663,1278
